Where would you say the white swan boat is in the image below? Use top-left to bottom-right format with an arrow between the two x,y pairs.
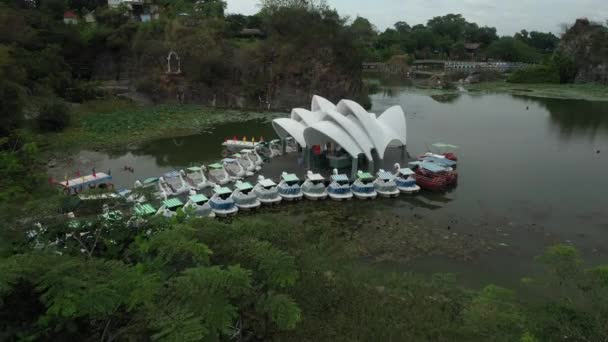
351,171 -> 377,200
327,169 -> 353,201
374,170 -> 400,198
184,193 -> 215,218
253,176 -> 282,205
207,163 -> 231,185
209,186 -> 239,217
285,137 -> 298,153
277,172 -> 303,201
222,158 -> 246,180
155,198 -> 184,218
241,148 -> 263,170
301,171 -> 328,200
183,166 -> 215,190
232,181 -> 261,210
234,153 -> 256,176
393,164 -> 420,194
268,139 -> 283,157
159,171 -> 191,196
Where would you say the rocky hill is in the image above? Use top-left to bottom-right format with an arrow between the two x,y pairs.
558,19 -> 608,84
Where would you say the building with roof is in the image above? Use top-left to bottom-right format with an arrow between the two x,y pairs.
63,11 -> 79,24
272,95 -> 407,178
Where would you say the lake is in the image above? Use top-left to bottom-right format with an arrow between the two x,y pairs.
51,86 -> 608,287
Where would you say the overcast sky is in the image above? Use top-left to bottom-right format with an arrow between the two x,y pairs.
225,0 -> 608,35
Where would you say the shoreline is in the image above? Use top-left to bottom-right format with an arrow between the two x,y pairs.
465,81 -> 608,102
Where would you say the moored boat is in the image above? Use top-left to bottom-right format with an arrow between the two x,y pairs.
56,172 -> 114,196
412,162 -> 458,191
285,137 -> 298,153
159,171 -> 191,196
327,169 -> 353,201
233,153 -> 255,177
277,172 -> 303,201
183,166 -> 215,190
207,163 -> 231,185
222,158 -> 246,180
253,176 -> 282,205
351,171 -> 377,200
393,164 -> 421,194
133,177 -> 167,201
241,149 -> 262,171
374,170 -> 400,198
133,202 -> 157,217
419,143 -> 459,162
156,198 -> 185,218
301,171 -> 328,200
209,186 -> 239,217
269,139 -> 283,157
232,181 -> 261,210
418,155 -> 458,169
184,193 -> 215,218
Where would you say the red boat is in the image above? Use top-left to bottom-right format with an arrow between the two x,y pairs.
412,162 -> 458,191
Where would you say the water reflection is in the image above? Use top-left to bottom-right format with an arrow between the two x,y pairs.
134,120 -> 277,167
541,98 -> 608,139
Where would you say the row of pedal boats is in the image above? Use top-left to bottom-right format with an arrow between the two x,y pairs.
132,162 -> 454,218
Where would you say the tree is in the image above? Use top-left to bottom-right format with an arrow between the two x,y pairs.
0,80 -> 24,137
486,37 -> 541,62
37,99 -> 71,132
195,0 -> 227,18
427,14 -> 467,42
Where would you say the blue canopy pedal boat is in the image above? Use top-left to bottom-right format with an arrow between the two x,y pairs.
184,193 -> 215,218
254,176 -> 282,205
393,164 -> 420,194
209,186 -> 239,217
327,169 -> 353,201
374,170 -> 400,198
207,163 -> 231,185
278,172 -> 303,201
351,171 -> 378,200
301,171 -> 328,200
232,181 -> 261,210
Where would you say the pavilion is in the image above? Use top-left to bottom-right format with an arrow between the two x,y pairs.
272,95 -> 407,178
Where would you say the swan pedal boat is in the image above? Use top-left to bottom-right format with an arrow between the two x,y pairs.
155,198 -> 184,218
209,186 -> 239,217
183,166 -> 215,190
207,163 -> 231,185
223,157 -> 246,180
184,193 -> 215,218
254,176 -> 282,205
374,170 -> 400,198
277,173 -> 303,201
351,171 -> 378,200
393,165 -> 421,194
327,170 -> 353,201
301,171 -> 328,200
232,181 -> 262,210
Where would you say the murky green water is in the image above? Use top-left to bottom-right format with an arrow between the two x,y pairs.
51,85 -> 608,286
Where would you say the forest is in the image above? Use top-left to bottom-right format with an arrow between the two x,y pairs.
1,0 -> 608,341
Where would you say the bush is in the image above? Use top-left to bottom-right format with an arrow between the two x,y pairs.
37,100 -> 71,132
507,65 -> 560,84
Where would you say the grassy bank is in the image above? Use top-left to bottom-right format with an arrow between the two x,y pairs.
466,81 -> 608,101
37,99 -> 281,154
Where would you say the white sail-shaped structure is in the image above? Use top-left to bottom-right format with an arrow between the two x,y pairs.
271,95 -> 407,162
